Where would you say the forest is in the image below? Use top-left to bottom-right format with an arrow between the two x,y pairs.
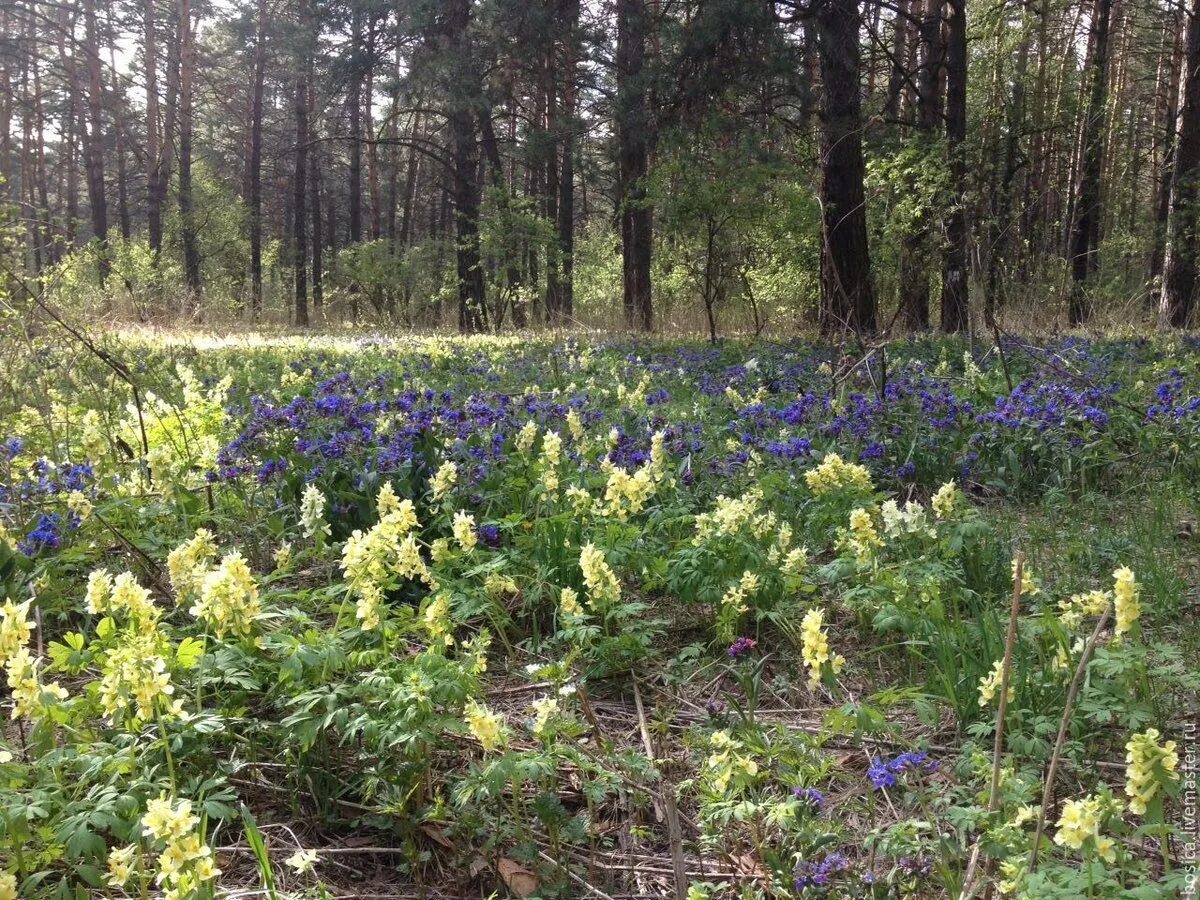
0,1 -> 1199,900
0,0 -> 1197,335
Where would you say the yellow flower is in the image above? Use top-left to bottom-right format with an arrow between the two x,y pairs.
1125,728 -> 1179,815
531,695 -> 559,736
423,592 -> 453,644
800,608 -> 845,688
845,507 -> 882,561
516,420 -> 538,455
1053,796 -> 1100,851
0,598 -> 34,666
142,794 -> 199,843
0,871 -> 16,900
539,431 -> 564,495
106,844 -> 139,887
110,571 -> 159,625
804,453 -> 873,496
977,658 -> 1014,706
99,629 -> 178,726
931,481 -> 959,519
1113,566 -> 1140,637
67,490 -> 93,523
167,529 -> 218,602
452,511 -> 478,553
376,482 -> 403,518
580,543 -> 620,607
191,551 -> 260,639
5,647 -> 68,721
559,587 -> 584,620
274,542 -> 293,570
1011,557 -> 1038,596
464,700 -> 506,752
431,460 -> 458,500
285,849 -> 319,874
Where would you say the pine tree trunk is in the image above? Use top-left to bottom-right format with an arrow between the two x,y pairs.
616,0 -> 653,331
248,0 -> 266,316
1160,0 -> 1200,327
178,0 -> 202,307
293,0 -> 310,327
144,0 -> 163,255
816,0 -> 876,336
1067,0 -> 1113,326
310,79 -> 323,313
558,0 -> 581,322
82,0 -> 110,284
941,0 -> 969,333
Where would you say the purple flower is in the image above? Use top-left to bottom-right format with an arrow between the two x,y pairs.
791,786 -> 825,809
727,637 -> 758,659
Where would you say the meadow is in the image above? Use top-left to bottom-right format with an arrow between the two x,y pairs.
0,329 -> 1196,899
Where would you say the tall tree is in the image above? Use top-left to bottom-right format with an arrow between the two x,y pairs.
81,0 -> 110,284
178,0 -> 202,305
1066,0 -> 1113,326
616,0 -> 653,331
144,0 -> 164,255
815,0 -> 876,335
293,0 -> 311,327
1160,0 -> 1200,327
940,0 -> 968,333
248,0 -> 267,316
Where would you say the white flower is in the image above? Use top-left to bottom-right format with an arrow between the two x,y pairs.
285,848 -> 319,874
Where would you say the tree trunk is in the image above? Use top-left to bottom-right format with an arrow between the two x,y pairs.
899,0 -> 942,330
248,0 -> 266,316
293,0 -> 310,327
349,8 -> 363,247
558,0 -> 581,322
178,0 -> 201,306
144,0 -> 163,255
82,0 -> 110,284
106,2 -> 131,244
310,79 -> 324,313
816,0 -> 876,335
1160,0 -> 1200,327
883,0 -> 911,121
447,0 -> 488,333
1067,0 -> 1113,326
1149,12 -> 1183,290
940,0 -> 969,333
616,0 -> 653,331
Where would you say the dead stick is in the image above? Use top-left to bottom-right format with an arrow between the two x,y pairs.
960,550 -> 1026,899
1027,605 -> 1112,874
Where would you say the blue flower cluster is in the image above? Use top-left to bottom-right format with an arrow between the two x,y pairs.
867,750 -> 937,789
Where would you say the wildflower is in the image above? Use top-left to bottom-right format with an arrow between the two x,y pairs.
431,460 -> 458,499
846,507 -> 882,560
167,529 -> 218,602
99,629 -> 180,726
868,750 -> 937,789
464,700 -> 506,752
531,695 -> 559,736
804,453 -> 873,496
192,551 -> 260,639
516,419 -> 538,455
799,608 -> 844,688
728,636 -> 757,659
106,844 -> 139,887
539,431 -> 564,494
1058,589 -> 1111,630
286,849 -> 319,874
484,573 -> 519,597
566,408 -> 585,442
720,571 -> 759,618
1125,728 -> 1179,815
1012,557 -> 1039,596
109,571 -> 159,625
274,542 -> 292,570
452,511 -> 478,553
1113,566 -> 1140,637
1054,794 -> 1118,861
931,481 -> 958,518
559,587 -> 584,620
0,872 -> 17,900
6,647 -> 69,721
66,489 -> 93,523
580,543 -> 620,607
781,546 -> 808,577
977,658 -> 1014,706
300,485 -> 330,540
142,794 -> 199,843
0,598 -> 34,666
376,481 -> 403,518
791,786 -> 824,808
423,592 -> 453,644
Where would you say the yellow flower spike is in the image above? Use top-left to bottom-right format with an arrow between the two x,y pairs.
1125,728 -> 1179,815
464,700 -> 506,752
1112,566 -> 1140,637
800,608 -> 844,688
431,460 -> 458,500
452,511 -> 477,553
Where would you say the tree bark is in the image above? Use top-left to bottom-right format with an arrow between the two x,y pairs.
178,0 -> 201,306
144,0 -> 164,255
446,0 -> 488,333
558,0 -> 581,322
293,0 -> 310,327
617,0 -> 653,331
349,8 -> 363,247
1160,0 -> 1200,327
82,0 -> 110,284
1067,0 -> 1113,326
248,0 -> 266,316
816,0 -> 876,336
940,0 -> 969,333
